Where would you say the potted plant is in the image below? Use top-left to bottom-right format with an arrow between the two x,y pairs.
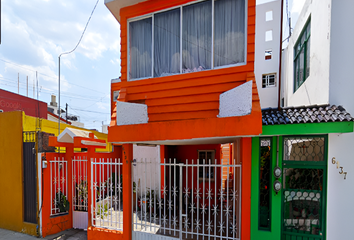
55,191 -> 70,213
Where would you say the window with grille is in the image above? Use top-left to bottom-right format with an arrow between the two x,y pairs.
283,136 -> 325,162
294,18 -> 311,92
198,150 -> 215,181
262,73 -> 276,88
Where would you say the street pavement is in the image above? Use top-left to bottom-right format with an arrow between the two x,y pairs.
0,228 -> 87,240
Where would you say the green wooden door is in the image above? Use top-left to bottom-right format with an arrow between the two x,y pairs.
281,136 -> 327,240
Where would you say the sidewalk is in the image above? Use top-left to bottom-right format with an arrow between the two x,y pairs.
0,229 -> 37,240
0,228 -> 87,240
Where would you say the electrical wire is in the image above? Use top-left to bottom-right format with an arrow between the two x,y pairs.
59,0 -> 100,57
69,107 -> 110,114
0,76 -> 110,102
0,58 -> 107,95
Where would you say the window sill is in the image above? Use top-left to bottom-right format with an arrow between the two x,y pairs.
128,62 -> 247,82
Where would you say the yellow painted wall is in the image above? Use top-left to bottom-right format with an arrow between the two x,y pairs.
0,111 -> 112,237
22,114 -> 112,152
0,111 -> 37,235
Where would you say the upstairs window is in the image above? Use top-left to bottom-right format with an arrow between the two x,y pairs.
128,0 -> 246,81
294,18 -> 311,92
262,73 -> 276,88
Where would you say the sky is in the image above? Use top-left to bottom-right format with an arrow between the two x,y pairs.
0,0 -> 305,132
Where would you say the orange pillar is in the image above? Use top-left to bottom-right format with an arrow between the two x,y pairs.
241,138 -> 252,240
122,144 -> 133,240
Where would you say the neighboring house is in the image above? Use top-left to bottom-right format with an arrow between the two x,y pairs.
47,94 -> 85,128
250,1 -> 354,240
0,96 -> 112,237
102,0 -> 261,239
0,88 -> 47,118
85,1 -> 354,240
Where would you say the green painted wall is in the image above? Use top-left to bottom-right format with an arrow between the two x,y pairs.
251,136 -> 282,240
262,121 -> 353,136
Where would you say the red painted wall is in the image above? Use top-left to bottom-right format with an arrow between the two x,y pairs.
0,89 -> 47,119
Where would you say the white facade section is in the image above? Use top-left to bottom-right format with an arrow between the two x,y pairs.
105,0 -> 148,22
327,1 -> 354,239
70,121 -> 85,128
47,113 -> 67,124
255,0 -> 281,109
282,1 -> 354,239
116,101 -> 148,126
57,127 -> 96,143
218,81 -> 252,118
329,0 -> 354,116
328,132 -> 354,240
282,0 -> 331,107
133,144 -> 160,198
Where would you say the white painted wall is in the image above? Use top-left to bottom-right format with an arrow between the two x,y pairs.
133,144 -> 160,198
282,0 -> 331,107
218,81 -> 252,117
329,0 -> 354,116
70,121 -> 85,128
116,101 -> 148,126
255,0 -> 281,109
327,133 -> 354,240
326,1 -> 354,239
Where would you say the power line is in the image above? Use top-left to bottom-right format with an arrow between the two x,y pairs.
70,107 -> 110,114
0,58 -> 108,95
0,75 -> 110,101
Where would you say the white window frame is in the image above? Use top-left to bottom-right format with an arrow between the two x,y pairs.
262,73 -> 276,88
198,149 -> 216,181
127,0 -> 248,81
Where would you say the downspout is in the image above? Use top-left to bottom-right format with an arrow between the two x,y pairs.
278,0 -> 284,109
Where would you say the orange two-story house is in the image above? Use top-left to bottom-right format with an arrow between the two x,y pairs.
100,0 -> 262,239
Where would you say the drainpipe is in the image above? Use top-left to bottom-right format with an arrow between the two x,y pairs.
278,0 -> 284,109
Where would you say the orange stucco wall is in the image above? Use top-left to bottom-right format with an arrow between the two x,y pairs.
113,0 -> 256,122
0,111 -> 38,236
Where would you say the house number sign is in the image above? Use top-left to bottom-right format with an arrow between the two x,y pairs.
332,157 -> 347,180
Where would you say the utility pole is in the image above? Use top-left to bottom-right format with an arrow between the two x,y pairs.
18,73 -> 19,94
66,103 -> 68,124
26,76 -> 28,97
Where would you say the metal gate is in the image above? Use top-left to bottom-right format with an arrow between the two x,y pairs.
282,136 -> 327,240
132,158 -> 242,240
72,157 -> 88,229
23,131 -> 37,224
91,158 -> 123,230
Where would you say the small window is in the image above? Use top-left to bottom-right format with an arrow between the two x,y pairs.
266,11 -> 273,21
113,91 -> 120,102
198,150 -> 215,181
265,30 -> 273,41
265,49 -> 272,60
294,18 -> 311,91
262,74 -> 276,88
